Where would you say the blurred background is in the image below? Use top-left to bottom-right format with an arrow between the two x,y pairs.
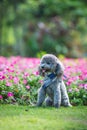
0,0 -> 87,58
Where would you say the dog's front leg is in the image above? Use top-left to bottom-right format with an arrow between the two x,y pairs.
53,83 -> 61,108
37,87 -> 46,106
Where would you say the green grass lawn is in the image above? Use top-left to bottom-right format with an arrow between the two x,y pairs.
0,105 -> 87,130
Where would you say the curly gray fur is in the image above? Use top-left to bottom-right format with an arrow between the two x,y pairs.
37,54 -> 72,108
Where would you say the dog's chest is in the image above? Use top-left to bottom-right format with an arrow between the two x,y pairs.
43,75 -> 58,97
46,86 -> 54,97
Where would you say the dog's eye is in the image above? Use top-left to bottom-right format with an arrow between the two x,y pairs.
47,62 -> 50,64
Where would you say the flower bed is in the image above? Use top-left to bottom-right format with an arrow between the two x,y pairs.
0,56 -> 87,105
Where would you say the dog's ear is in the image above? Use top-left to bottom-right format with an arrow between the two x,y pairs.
55,61 -> 64,77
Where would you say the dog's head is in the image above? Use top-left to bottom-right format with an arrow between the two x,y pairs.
38,54 -> 64,77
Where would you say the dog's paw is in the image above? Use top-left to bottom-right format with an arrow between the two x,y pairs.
64,103 -> 72,107
54,103 -> 60,108
68,104 -> 72,107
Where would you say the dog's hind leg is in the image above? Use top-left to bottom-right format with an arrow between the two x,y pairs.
45,97 -> 53,106
61,81 -> 72,107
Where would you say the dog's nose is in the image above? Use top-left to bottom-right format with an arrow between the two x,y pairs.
41,64 -> 45,69
41,66 -> 44,69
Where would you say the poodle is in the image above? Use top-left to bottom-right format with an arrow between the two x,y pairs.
37,54 -> 72,108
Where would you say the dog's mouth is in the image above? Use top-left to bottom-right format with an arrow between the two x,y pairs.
42,68 -> 50,73
41,68 -> 51,76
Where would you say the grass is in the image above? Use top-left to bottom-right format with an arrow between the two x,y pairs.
0,105 -> 87,130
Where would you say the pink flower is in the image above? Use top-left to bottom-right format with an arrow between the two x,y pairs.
26,85 -> 30,89
6,67 -> 14,73
39,80 -> 43,84
75,88 -> 79,92
24,72 -> 29,77
9,75 -> 14,80
0,72 -> 5,80
33,71 -> 39,75
0,75 -> 5,80
79,84 -> 84,88
0,95 -> 3,100
66,78 -> 74,86
84,84 -> 87,90
6,81 -> 12,87
13,77 -> 19,84
7,92 -> 14,97
66,81 -> 71,86
23,79 -> 27,84
79,75 -> 84,80
68,88 -> 72,92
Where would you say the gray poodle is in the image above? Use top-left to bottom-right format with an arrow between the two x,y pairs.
37,54 -> 72,108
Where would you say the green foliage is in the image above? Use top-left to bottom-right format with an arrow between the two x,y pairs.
36,51 -> 47,58
27,74 -> 42,104
0,74 -> 87,106
68,87 -> 87,106
0,74 -> 42,105
0,0 -> 87,57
